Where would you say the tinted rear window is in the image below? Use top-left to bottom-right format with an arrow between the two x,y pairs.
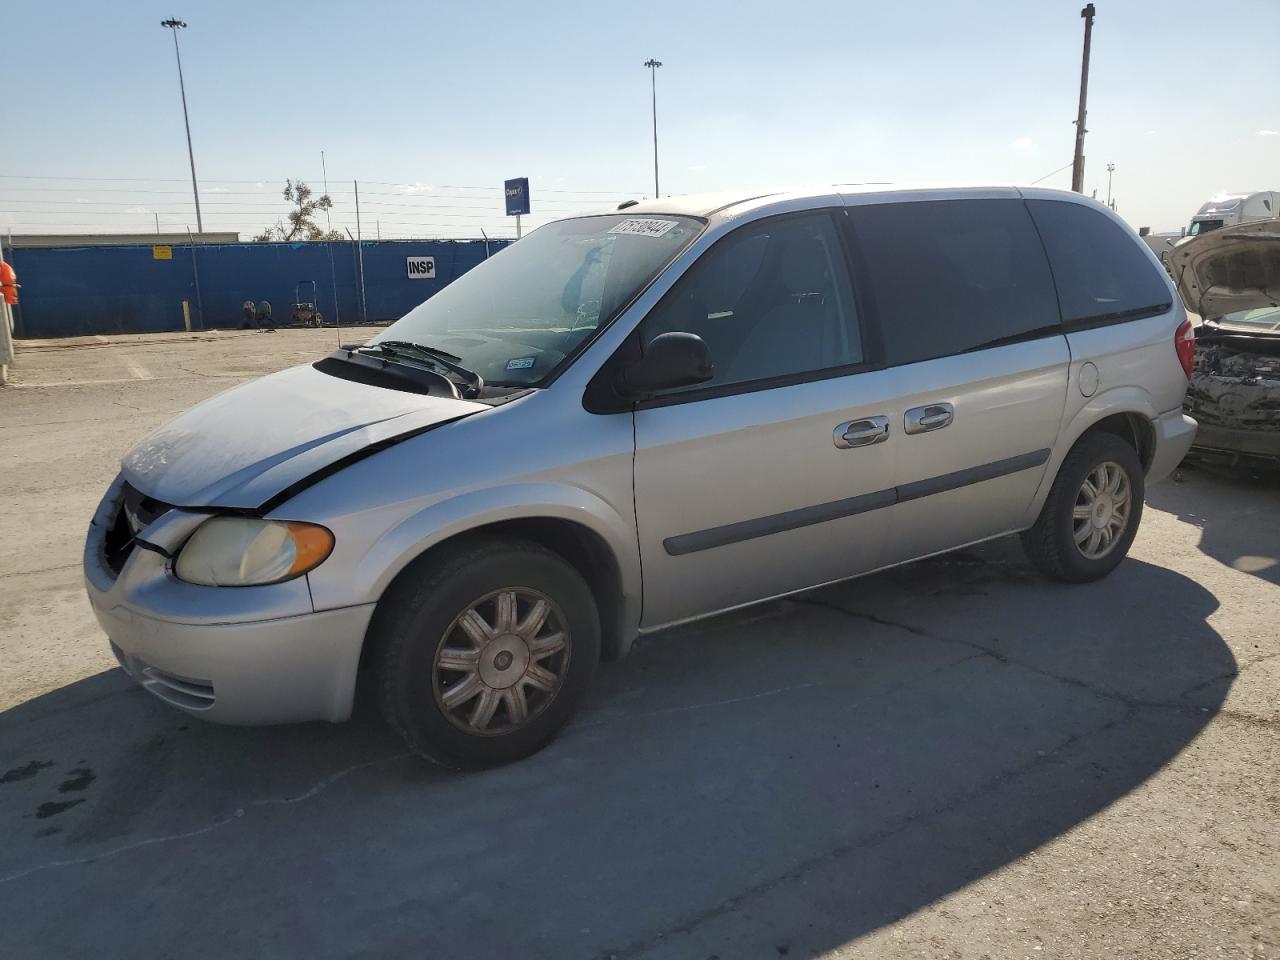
848,199 -> 1062,366
1026,199 -> 1172,326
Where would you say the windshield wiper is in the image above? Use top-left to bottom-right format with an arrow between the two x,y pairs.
376,339 -> 462,362
357,340 -> 484,397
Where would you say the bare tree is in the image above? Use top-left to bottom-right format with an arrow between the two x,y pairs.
255,179 -> 343,241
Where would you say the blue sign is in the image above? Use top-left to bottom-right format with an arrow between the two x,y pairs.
504,177 -> 530,216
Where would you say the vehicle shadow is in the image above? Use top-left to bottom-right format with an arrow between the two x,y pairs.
1147,461 -> 1280,585
0,543 -> 1232,960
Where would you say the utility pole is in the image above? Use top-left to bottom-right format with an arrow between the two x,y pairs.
644,58 -> 663,198
1105,162 -> 1115,207
1070,4 -> 1096,194
185,226 -> 204,329
161,19 -> 203,233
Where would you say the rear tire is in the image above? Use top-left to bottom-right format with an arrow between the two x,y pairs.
374,537 -> 600,769
1021,432 -> 1144,583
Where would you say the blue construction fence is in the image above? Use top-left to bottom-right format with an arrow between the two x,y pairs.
7,239 -> 512,338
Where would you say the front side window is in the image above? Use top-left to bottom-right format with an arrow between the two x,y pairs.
1027,199 -> 1172,326
638,211 -> 863,392
848,199 -> 1061,366
377,214 -> 702,387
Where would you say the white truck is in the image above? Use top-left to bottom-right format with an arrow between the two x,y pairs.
1185,191 -> 1280,238
1146,191 -> 1280,269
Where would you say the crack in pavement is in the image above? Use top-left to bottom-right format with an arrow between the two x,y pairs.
784,595 -> 1263,722
1178,649 -> 1280,702
4,561 -> 82,579
788,596 -> 930,636
0,752 -> 414,886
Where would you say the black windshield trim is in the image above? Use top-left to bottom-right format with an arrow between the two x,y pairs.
314,351 -> 459,398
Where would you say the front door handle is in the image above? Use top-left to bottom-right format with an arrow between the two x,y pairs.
904,403 -> 954,435
834,415 -> 890,449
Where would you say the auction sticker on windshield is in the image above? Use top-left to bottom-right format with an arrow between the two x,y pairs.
608,218 -> 678,238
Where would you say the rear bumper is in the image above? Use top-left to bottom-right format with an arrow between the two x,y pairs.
1147,410 -> 1198,483
1189,422 -> 1280,462
95,596 -> 375,725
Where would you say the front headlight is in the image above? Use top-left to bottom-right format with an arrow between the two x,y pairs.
174,517 -> 334,587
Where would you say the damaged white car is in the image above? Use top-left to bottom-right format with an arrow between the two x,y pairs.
1169,221 -> 1280,468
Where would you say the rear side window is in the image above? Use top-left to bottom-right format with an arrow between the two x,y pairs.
1026,199 -> 1171,327
848,199 -> 1061,366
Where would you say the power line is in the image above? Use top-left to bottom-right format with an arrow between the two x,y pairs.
1030,161 -> 1074,185
0,174 -> 645,195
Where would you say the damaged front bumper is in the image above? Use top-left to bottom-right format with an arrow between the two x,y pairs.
1184,337 -> 1280,466
84,476 -> 375,724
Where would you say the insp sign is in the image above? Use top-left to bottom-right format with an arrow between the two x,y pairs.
406,256 -> 436,279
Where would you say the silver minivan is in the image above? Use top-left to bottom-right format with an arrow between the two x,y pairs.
85,185 -> 1198,767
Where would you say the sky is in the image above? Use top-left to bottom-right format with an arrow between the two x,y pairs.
3,0 -> 1278,239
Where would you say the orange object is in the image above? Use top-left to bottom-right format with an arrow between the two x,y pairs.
0,262 -> 17,305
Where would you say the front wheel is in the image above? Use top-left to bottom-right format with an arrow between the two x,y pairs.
374,538 -> 600,769
1021,432 -> 1145,583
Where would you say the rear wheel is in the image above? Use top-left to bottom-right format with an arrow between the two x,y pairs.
374,537 -> 600,769
1021,432 -> 1145,583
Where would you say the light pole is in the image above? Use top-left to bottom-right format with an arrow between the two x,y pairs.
161,18 -> 203,234
1105,162 -> 1115,208
644,58 -> 662,198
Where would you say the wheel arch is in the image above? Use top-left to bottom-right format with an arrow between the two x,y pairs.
1023,388 -> 1160,526
355,485 -> 641,665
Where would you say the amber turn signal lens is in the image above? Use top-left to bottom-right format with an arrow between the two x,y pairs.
285,522 -> 335,577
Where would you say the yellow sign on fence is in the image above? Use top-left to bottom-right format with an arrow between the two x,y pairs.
152,244 -> 173,261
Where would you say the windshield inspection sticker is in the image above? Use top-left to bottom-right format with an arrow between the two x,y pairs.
505,356 -> 536,371
608,218 -> 678,239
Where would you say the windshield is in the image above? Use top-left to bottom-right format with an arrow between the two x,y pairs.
374,214 -> 703,387
1188,218 -> 1225,237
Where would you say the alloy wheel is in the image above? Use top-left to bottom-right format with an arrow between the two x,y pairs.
432,588 -> 571,736
1072,460 -> 1132,560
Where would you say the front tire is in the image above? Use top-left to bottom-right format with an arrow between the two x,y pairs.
1021,432 -> 1145,583
374,537 -> 600,769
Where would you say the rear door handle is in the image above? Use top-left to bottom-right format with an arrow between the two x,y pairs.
834,415 -> 890,449
904,403 -> 954,435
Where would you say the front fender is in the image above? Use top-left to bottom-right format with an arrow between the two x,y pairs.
311,482 -> 642,635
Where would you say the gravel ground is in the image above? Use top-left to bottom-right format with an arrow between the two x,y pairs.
0,329 -> 1276,959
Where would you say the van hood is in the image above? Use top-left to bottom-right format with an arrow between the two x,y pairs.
121,363 -> 485,509
1169,220 -> 1280,319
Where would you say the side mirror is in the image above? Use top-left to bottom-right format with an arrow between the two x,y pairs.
616,332 -> 713,397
